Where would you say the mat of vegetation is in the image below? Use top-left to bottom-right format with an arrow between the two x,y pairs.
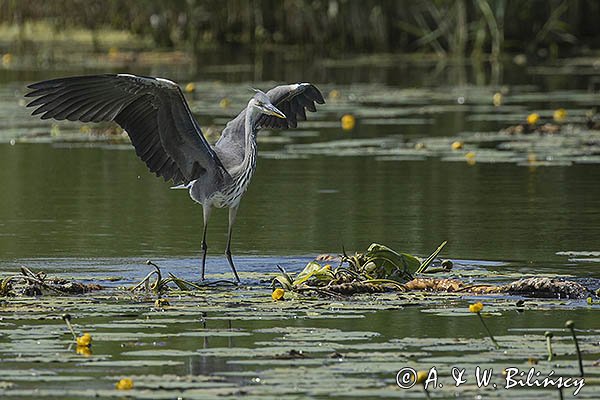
1,244 -> 598,399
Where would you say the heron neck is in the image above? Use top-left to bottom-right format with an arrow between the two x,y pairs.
240,110 -> 259,176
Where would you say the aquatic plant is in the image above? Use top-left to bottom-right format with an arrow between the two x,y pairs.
416,369 -> 431,399
115,378 -> 134,390
271,288 -> 285,301
340,114 -> 356,131
130,260 -> 235,295
61,313 -> 77,341
469,302 -> 500,349
76,332 -> 92,347
565,320 -> 584,377
272,241 -> 448,295
62,313 -> 93,350
527,113 -> 540,125
0,266 -> 101,296
545,331 -> 554,361
0,262 -> 598,399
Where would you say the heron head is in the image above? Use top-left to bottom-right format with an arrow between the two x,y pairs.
251,89 -> 286,119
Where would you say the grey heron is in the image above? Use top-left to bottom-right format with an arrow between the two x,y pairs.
25,74 -> 324,282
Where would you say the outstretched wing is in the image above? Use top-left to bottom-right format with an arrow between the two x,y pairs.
215,83 -> 324,163
258,83 -> 325,129
25,74 -> 228,185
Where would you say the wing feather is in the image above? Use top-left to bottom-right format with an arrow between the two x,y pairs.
257,83 -> 324,129
215,83 -> 324,163
26,74 -> 228,184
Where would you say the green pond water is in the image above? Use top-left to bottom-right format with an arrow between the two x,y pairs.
0,51 -> 599,398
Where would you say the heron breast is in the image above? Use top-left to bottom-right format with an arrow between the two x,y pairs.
208,173 -> 253,209
204,192 -> 226,208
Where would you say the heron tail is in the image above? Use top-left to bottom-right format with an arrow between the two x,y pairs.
170,182 -> 193,190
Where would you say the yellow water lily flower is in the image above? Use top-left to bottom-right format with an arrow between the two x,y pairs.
416,370 -> 428,384
469,302 -> 484,313
451,141 -> 463,150
272,288 -> 285,301
553,108 -> 567,122
492,92 -> 503,107
328,89 -> 341,100
465,151 -> 476,165
527,113 -> 540,125
2,53 -> 13,66
219,98 -> 231,109
341,114 -> 356,131
115,378 -> 134,390
184,82 -> 196,93
76,345 -> 92,357
76,332 -> 92,347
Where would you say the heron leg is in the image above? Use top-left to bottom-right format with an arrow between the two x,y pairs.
226,205 -> 241,283
201,205 -> 212,281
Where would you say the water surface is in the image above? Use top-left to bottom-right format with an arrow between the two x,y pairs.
1,143 -> 599,273
0,52 -> 598,399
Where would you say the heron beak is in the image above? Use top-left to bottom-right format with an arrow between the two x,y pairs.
263,104 -> 287,119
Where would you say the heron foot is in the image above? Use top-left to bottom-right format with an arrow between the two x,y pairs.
225,251 -> 241,283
